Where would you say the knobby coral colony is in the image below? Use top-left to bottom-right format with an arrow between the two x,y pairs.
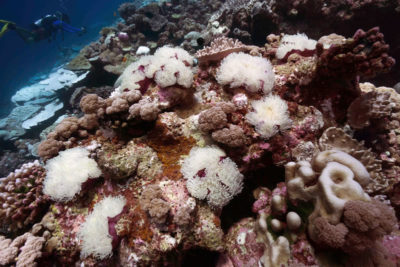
1,15 -> 400,267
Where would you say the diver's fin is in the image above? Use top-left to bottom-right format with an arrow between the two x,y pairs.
0,23 -> 10,38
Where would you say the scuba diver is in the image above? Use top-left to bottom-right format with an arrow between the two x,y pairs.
0,12 -> 86,43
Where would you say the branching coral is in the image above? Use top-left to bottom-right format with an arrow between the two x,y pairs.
0,233 -> 45,266
316,27 -> 395,78
3,10 -> 400,266
0,161 -> 48,233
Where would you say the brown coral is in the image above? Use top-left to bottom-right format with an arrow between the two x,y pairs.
347,90 -> 392,129
78,114 -> 99,130
106,97 -> 130,114
140,102 -> 160,121
0,233 -> 46,266
79,94 -> 105,114
312,217 -> 348,249
121,90 -> 141,103
212,124 -> 247,147
140,184 -> 170,224
38,138 -> 63,160
312,200 -> 397,255
343,200 -> 397,237
54,117 -> 80,139
198,106 -> 228,132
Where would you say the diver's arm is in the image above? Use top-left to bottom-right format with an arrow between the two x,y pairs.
53,20 -> 83,33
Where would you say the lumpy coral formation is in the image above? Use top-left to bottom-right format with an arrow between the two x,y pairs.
1,1 -> 400,265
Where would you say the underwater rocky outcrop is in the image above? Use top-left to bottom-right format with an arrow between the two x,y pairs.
0,1 -> 400,266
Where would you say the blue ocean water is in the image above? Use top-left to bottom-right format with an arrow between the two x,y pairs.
0,0 -> 129,117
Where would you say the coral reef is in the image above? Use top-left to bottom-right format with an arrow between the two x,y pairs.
1,1 -> 400,266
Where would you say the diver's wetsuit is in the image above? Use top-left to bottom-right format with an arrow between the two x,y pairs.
3,13 -> 84,43
31,14 -> 84,42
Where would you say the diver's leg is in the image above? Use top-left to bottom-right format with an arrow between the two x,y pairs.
14,26 -> 35,43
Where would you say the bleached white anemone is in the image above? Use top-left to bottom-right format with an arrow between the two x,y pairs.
181,146 -> 243,208
276,33 -> 317,59
216,52 -> 275,94
78,196 -> 126,259
246,95 -> 292,139
43,147 -> 102,201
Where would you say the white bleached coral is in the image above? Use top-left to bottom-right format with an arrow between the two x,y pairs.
181,146 -> 244,208
78,196 -> 126,259
43,147 -> 102,201
285,150 -> 371,225
216,52 -> 275,94
246,95 -> 292,139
